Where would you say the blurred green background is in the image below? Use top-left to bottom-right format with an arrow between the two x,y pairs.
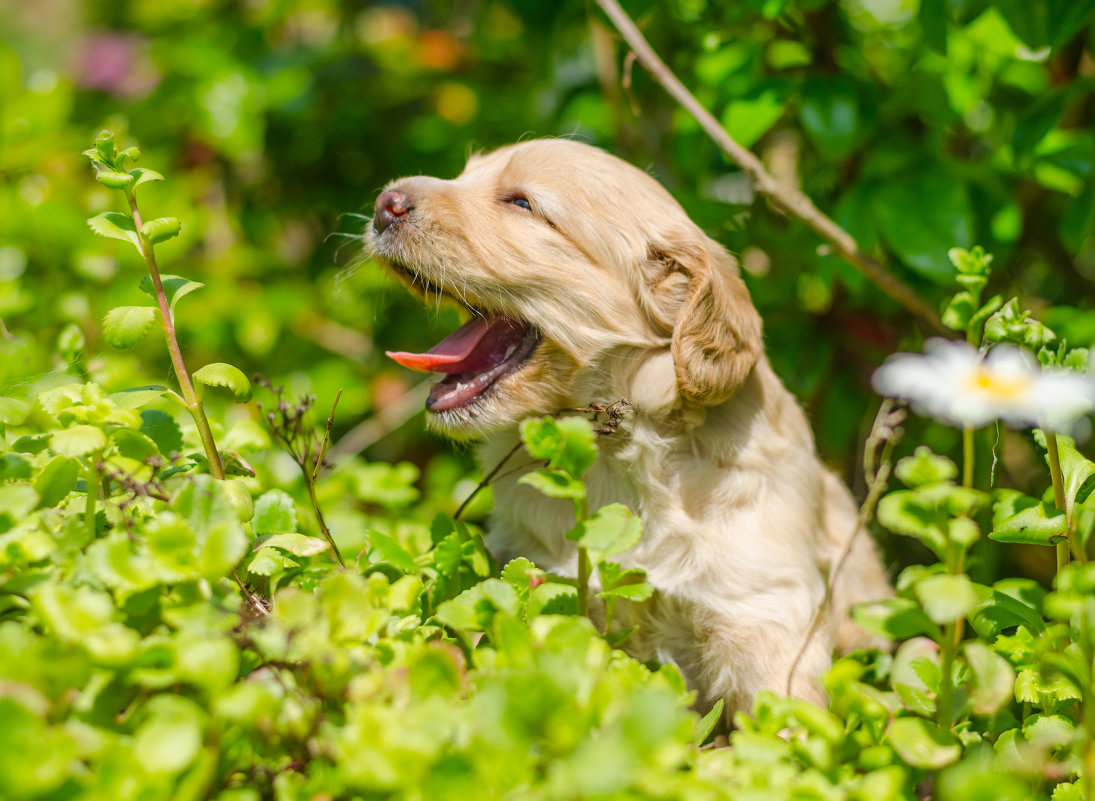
3,0 -> 1095,576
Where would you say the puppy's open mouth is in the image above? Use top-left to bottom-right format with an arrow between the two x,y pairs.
386,315 -> 540,412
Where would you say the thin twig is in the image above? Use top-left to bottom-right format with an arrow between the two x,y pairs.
328,379 -> 432,467
593,0 -> 947,337
454,440 -> 524,520
314,389 -> 343,484
785,400 -> 906,696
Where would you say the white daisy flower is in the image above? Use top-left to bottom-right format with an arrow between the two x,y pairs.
872,338 -> 1095,432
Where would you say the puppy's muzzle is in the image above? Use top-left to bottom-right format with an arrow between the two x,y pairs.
374,189 -> 412,233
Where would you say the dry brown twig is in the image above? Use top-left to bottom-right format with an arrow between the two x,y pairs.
593,0 -> 947,337
785,399 -> 906,696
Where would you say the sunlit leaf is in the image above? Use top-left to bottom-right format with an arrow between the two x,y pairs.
193,363 -> 252,402
102,305 -> 156,349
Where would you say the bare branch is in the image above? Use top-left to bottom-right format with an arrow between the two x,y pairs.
594,0 -> 948,336
785,400 -> 906,696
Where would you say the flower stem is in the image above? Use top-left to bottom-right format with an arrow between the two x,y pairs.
125,190 -> 224,480
1045,431 -> 1070,572
962,425 -> 975,488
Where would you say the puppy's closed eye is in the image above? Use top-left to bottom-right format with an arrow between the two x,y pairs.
506,194 -> 533,212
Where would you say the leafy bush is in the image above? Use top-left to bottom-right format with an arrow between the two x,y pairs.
4,2 -> 1095,799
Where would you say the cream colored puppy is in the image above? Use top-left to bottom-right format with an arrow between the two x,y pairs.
368,139 -> 891,714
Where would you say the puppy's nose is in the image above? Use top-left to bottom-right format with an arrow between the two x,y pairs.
374,189 -> 412,233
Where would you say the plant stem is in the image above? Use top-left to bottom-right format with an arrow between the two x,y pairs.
125,190 -> 225,480
937,623 -> 956,728
577,547 -> 591,618
305,473 -> 345,567
84,464 -> 98,540
1045,431 -> 1070,572
962,426 -> 975,488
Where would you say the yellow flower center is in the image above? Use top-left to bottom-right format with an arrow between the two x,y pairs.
966,367 -> 1029,400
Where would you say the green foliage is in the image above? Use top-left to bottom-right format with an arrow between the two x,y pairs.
4,1 -> 1095,798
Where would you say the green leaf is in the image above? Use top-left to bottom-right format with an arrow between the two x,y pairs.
895,447 -> 957,488
887,717 -> 961,769
246,546 -> 297,576
262,533 -> 330,557
963,640 -> 1015,716
102,305 -> 156,350
598,581 -> 654,602
874,168 -> 972,281
110,386 -> 169,410
1035,431 -> 1095,521
0,397 -> 29,426
721,82 -> 788,148
253,489 -> 297,536
50,425 -> 107,458
86,211 -> 142,254
519,468 -> 586,502
408,648 -> 462,699
692,698 -> 725,746
432,531 -> 463,576
140,217 -> 181,245
172,476 -> 249,580
139,274 -> 205,315
853,598 -> 941,641
567,503 -> 643,558
130,167 -> 164,187
366,531 -> 418,573
915,573 -> 979,624
800,78 -> 859,158
134,696 -> 204,775
95,169 -> 135,190
990,490 -> 1065,546
917,0 -> 947,53
193,363 -> 252,402
527,582 -> 578,617
0,484 -> 39,523
0,453 -> 31,481
32,456 -> 79,508
140,409 -> 184,456
520,415 -> 598,478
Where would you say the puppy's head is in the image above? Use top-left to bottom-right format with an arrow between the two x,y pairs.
367,139 -> 762,437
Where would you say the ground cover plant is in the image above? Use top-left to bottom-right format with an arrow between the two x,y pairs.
3,1 -> 1095,799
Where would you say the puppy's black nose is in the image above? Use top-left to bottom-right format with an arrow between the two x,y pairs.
374,189 -> 411,233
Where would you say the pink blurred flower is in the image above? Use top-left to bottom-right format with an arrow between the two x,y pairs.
74,34 -> 161,98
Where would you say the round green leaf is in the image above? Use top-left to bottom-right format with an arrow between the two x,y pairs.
915,573 -> 980,625
140,217 -> 181,245
193,363 -> 252,402
95,170 -> 135,190
887,717 -> 961,769
133,696 -> 204,775
0,397 -> 29,426
86,212 -> 142,254
138,274 -> 205,315
964,640 -> 1016,716
50,425 -> 107,458
32,456 -> 79,508
253,489 -> 298,536
261,533 -> 329,557
102,306 -> 156,350
223,478 -> 254,523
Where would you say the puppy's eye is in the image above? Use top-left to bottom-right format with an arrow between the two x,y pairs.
508,195 -> 533,212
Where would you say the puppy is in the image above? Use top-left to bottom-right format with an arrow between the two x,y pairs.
368,139 -> 891,714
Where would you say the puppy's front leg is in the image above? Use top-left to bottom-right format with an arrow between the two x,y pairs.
692,609 -> 831,716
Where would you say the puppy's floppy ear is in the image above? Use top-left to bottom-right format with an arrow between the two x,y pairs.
653,239 -> 763,405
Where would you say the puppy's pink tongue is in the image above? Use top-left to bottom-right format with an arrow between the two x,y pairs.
386,316 -> 525,374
